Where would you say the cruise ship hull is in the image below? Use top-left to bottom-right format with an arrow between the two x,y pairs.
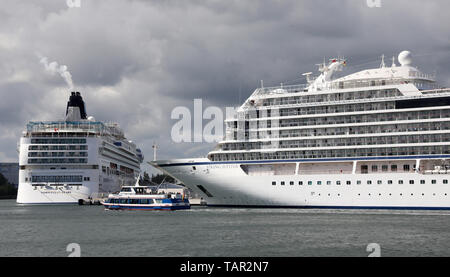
153,156 -> 450,209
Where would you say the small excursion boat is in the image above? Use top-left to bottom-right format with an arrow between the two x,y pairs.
102,185 -> 190,211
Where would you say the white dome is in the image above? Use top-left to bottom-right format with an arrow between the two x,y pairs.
87,116 -> 95,121
398,51 -> 412,66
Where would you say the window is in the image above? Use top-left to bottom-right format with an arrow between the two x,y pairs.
308,181 -> 312,185
409,180 -> 414,184
403,164 -> 410,171
444,180 -> 449,184
399,180 -> 404,184
317,181 -> 322,185
272,181 -> 276,186
372,165 -> 378,172
367,180 -> 372,185
420,180 -> 425,184
336,181 -> 341,185
361,165 -> 368,174
299,181 -> 303,185
388,180 -> 393,184
346,181 -> 351,185
432,180 -> 437,184
290,181 -> 294,186
377,180 -> 382,185
281,181 -> 285,186
361,165 -> 369,174
382,165 -> 388,172
357,180 -> 361,185
391,165 -> 397,172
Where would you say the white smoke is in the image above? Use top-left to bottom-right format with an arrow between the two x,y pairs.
39,56 -> 74,90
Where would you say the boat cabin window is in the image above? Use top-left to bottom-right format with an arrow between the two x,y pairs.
121,187 -> 132,192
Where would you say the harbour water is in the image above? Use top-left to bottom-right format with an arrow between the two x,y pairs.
1,199 -> 450,257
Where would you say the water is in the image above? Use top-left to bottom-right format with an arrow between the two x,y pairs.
1,199 -> 450,257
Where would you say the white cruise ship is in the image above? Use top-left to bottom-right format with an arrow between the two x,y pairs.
152,51 -> 450,209
17,92 -> 144,204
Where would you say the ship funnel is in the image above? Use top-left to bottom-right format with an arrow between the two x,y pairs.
65,91 -> 87,121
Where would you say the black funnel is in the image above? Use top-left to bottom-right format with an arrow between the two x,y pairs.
66,92 -> 87,119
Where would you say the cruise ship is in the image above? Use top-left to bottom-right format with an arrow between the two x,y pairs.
152,51 -> 450,209
17,92 -> 144,204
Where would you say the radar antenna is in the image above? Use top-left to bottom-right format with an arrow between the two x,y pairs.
380,54 -> 386,68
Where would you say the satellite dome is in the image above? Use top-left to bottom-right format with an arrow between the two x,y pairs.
398,51 -> 412,66
87,116 -> 95,121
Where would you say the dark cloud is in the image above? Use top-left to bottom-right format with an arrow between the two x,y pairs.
1,0 -> 450,174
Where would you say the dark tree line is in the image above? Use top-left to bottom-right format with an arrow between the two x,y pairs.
139,172 -> 177,186
0,173 -> 17,198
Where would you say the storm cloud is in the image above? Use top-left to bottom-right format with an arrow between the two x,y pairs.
1,0 -> 450,174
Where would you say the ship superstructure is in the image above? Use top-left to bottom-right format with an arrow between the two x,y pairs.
17,92 -> 143,204
152,51 -> 450,209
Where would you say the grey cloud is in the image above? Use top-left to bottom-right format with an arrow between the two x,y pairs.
1,0 -> 450,172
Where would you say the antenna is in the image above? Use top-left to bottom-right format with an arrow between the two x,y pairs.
152,142 -> 158,161
135,173 -> 141,187
391,56 -> 397,67
380,54 -> 386,68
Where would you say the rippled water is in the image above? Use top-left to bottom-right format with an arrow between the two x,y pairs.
1,199 -> 450,257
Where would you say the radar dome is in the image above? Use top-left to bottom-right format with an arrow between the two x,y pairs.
88,116 -> 95,121
398,51 -> 412,66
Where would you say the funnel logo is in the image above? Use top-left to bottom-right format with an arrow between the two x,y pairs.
367,0 -> 381,8
66,0 -> 81,8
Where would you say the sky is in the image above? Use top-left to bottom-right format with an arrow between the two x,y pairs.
1,0 -> 450,175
